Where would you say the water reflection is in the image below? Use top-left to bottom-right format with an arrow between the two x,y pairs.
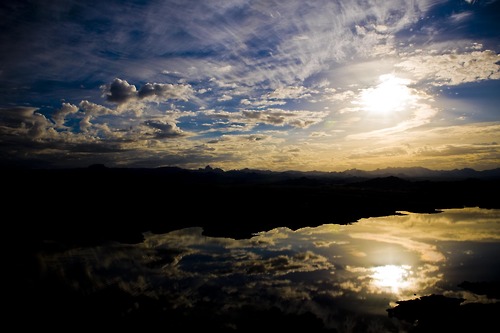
39,207 -> 500,330
371,264 -> 412,294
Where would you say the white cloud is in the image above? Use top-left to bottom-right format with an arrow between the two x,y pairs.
395,49 -> 500,86
217,94 -> 233,102
52,103 -> 79,128
197,108 -> 329,131
349,103 -> 439,139
78,100 -> 115,131
309,132 -> 331,137
137,82 -> 193,102
449,11 -> 472,22
266,86 -> 314,100
240,98 -> 286,108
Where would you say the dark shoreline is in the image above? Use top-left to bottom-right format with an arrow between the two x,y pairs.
6,166 -> 500,246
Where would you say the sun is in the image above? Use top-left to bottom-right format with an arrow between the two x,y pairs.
371,264 -> 412,294
358,74 -> 414,114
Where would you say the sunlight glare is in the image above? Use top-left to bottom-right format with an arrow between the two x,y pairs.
359,74 -> 414,114
371,264 -> 412,294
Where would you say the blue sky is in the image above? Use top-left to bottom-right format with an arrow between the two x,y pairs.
1,0 -> 499,170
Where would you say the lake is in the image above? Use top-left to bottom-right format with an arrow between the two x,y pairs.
35,207 -> 500,331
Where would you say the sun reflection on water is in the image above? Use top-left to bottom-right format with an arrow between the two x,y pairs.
371,264 -> 412,294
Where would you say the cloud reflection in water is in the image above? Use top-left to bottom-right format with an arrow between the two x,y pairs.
39,207 -> 500,330
371,265 -> 412,294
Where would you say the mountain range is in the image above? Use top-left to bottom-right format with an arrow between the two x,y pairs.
197,165 -> 500,181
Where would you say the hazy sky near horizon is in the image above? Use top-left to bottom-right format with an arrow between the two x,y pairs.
1,0 -> 499,170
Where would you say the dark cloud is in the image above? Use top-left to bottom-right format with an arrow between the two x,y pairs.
0,106 -> 52,139
236,251 -> 332,276
241,109 -> 328,128
101,78 -> 138,104
242,110 -> 262,119
101,78 -> 194,105
144,120 -> 185,139
0,107 -> 39,127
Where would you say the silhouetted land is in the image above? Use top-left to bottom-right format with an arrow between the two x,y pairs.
387,293 -> 500,332
5,165 -> 500,245
5,166 -> 500,331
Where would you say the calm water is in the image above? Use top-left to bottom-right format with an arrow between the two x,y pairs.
41,207 -> 500,330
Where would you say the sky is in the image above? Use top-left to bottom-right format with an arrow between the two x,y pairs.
1,0 -> 499,171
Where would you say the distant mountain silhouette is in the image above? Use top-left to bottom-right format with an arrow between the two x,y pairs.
194,165 -> 500,181
339,166 -> 500,180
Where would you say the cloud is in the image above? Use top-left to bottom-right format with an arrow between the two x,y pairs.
350,232 -> 446,262
101,78 -> 138,104
323,121 -> 500,171
344,76 -> 439,139
2,1 -> 499,171
0,88 -> 194,156
78,100 -> 115,131
217,94 -> 233,102
0,106 -> 53,140
0,99 -> 202,168
241,109 -> 328,129
240,98 -> 286,108
340,263 -> 442,298
138,82 -> 193,102
352,207 -> 500,246
143,120 -> 185,139
309,132 -> 331,137
266,86 -> 315,100
395,49 -> 500,86
349,103 -> 439,139
235,251 -> 333,276
322,90 -> 356,103
237,85 -> 316,109
52,103 -> 79,128
449,11 -> 473,23
92,0 -> 427,91
101,78 -> 194,105
197,108 -> 329,132
347,146 -> 410,159
144,227 -> 242,250
415,143 -> 500,157
0,104 -> 139,168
